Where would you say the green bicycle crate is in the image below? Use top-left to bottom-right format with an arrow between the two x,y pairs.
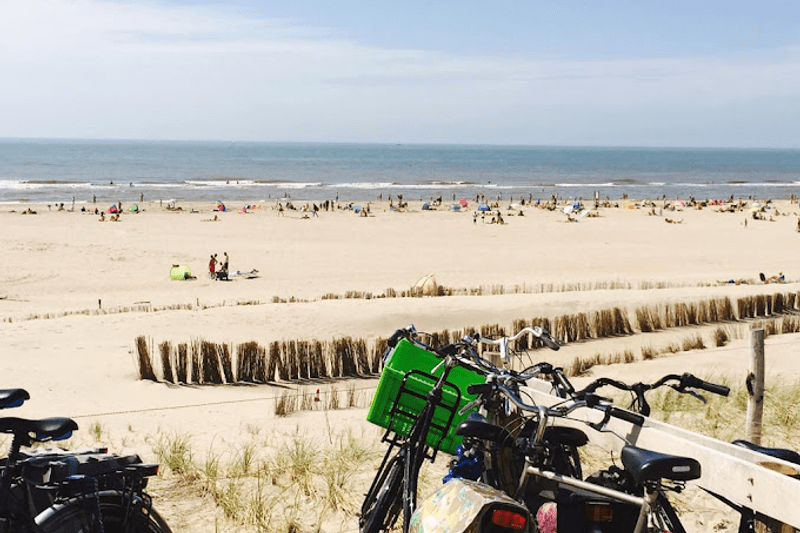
366,339 -> 487,455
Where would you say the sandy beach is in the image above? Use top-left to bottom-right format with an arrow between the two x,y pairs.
3,197 -> 800,532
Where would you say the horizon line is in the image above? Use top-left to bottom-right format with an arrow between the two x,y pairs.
0,137 -> 798,151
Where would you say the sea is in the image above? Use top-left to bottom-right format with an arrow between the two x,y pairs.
1,139 -> 800,206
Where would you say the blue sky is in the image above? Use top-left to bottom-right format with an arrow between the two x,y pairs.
1,0 -> 799,147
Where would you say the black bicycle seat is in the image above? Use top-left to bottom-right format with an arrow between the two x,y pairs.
0,389 -> 29,409
621,445 -> 701,485
455,413 -> 512,445
733,439 -> 800,466
0,417 -> 78,443
543,426 -> 588,447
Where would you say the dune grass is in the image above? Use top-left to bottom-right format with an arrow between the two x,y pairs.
150,428 -> 392,533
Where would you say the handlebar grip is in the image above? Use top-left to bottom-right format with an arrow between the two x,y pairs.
697,381 -> 730,397
540,331 -> 560,351
610,406 -> 645,426
437,343 -> 459,356
387,329 -> 408,348
683,374 -> 730,397
467,383 -> 495,396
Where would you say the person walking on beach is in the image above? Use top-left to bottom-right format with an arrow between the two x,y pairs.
208,254 -> 217,279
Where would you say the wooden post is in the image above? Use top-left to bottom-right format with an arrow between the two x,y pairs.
745,327 -> 765,444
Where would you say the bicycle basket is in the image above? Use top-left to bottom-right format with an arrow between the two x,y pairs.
366,339 -> 486,455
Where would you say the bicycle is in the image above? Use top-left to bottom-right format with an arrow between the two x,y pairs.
573,374 -> 800,533
360,325 -> 561,533
0,388 -> 172,533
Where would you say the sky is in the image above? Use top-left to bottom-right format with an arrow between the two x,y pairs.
1,0 -> 799,147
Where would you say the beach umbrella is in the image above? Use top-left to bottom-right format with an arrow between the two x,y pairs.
563,205 -> 575,214
459,198 -> 469,207
478,204 -> 490,211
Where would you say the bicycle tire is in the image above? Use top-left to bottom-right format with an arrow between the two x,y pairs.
35,490 -> 172,533
360,455 -> 404,533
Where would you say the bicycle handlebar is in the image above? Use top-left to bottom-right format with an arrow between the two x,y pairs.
476,326 -> 560,356
575,372 -> 730,417
467,381 -> 645,433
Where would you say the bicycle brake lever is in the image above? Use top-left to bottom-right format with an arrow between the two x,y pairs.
669,384 -> 708,404
686,389 -> 707,404
458,398 -> 483,416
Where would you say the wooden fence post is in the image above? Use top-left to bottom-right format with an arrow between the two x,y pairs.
745,327 -> 765,444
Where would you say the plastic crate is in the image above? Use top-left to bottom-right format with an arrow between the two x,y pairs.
366,339 -> 487,455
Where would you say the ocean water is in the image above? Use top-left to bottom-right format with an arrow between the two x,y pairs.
1,139 -> 799,205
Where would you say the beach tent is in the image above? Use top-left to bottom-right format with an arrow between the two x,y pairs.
353,205 -> 362,214
450,204 -> 461,211
459,198 -> 469,207
422,202 -> 431,210
216,203 -> 226,212
107,205 -> 119,214
129,205 -> 138,212
170,265 -> 192,280
562,205 -> 575,214
478,204 -> 491,212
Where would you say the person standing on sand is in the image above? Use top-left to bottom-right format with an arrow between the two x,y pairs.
222,252 -> 229,274
208,254 -> 217,279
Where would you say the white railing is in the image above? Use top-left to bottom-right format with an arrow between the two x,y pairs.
523,378 -> 800,529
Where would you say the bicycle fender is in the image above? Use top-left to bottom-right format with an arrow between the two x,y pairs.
408,478 -> 530,533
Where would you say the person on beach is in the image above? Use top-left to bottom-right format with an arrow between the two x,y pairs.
208,254 -> 217,279
222,252 -> 229,274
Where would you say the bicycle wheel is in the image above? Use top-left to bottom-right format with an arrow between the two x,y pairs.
35,490 -> 172,533
360,454 -> 404,533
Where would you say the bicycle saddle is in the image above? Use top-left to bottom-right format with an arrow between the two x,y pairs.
456,413 -> 513,445
621,445 -> 701,485
732,439 -> 800,466
0,417 -> 78,443
0,389 -> 30,409
543,426 -> 588,447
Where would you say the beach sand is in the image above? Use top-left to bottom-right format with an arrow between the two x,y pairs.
2,198 -> 800,532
